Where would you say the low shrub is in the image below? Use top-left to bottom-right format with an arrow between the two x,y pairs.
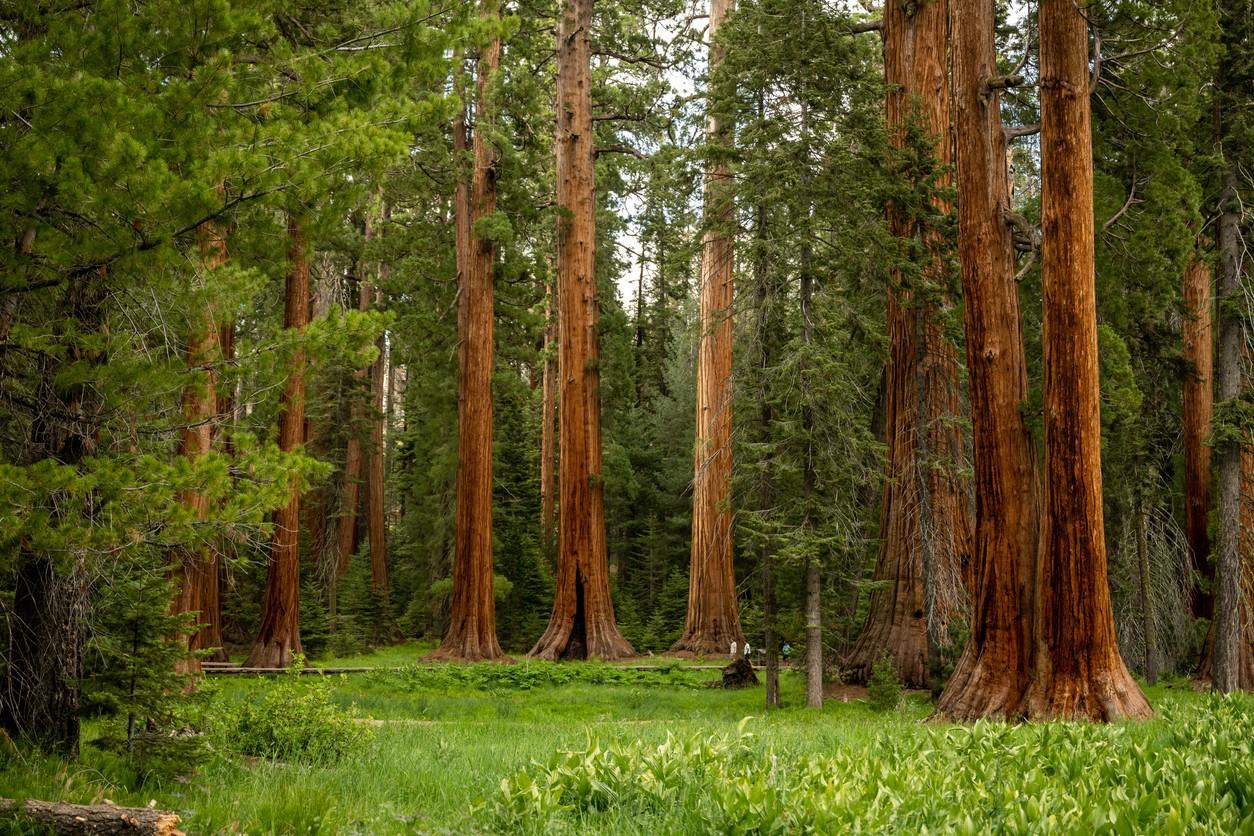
867,653 -> 902,712
214,659 -> 368,763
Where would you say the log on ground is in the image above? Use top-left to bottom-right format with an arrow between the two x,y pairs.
0,798 -> 183,835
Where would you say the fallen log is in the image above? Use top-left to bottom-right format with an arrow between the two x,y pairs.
0,798 -> 183,835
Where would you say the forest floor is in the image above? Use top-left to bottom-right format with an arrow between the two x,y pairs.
1,647 -> 1250,833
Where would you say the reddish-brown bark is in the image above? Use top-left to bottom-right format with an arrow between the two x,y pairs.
674,0 -> 743,657
334,260 -> 372,582
1020,0 -> 1149,720
540,283 -> 557,561
846,0 -> 972,688
245,214 -> 309,669
530,0 -> 634,661
435,3 -> 508,661
366,300 -> 389,598
197,319 -> 234,663
1182,257 -> 1214,621
170,221 -> 226,676
934,0 -> 1040,721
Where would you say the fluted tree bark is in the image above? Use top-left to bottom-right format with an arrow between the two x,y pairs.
846,0 -> 972,689
1182,256 -> 1214,622
198,318 -> 234,663
530,0 -> 634,661
435,0 -> 507,661
935,0 -> 1039,720
245,214 -> 309,669
1019,0 -> 1149,720
170,221 -> 226,676
674,0 -> 743,657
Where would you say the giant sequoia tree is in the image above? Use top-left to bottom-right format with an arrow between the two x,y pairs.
435,0 -> 508,661
170,222 -> 227,677
846,0 -> 972,688
1182,256 -> 1214,622
529,0 -> 634,661
246,216 -> 310,669
1020,0 -> 1149,720
934,0 -> 1039,721
674,0 -> 743,657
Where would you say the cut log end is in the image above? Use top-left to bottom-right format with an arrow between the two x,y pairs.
0,798 -> 183,835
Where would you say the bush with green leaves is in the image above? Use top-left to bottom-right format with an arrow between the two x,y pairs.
496,695 -> 1254,833
867,653 -> 902,712
214,661 -> 368,764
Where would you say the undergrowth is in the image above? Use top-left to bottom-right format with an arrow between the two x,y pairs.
496,694 -> 1254,833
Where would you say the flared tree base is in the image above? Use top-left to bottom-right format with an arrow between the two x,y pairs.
244,634 -> 303,669
937,644 -> 1152,722
844,620 -> 931,690
529,616 -> 634,661
426,633 -> 513,663
669,628 -> 744,660
1019,663 -> 1153,722
933,644 -> 1028,721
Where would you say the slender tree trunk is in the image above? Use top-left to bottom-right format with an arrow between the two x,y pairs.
1136,495 -> 1159,685
846,0 -> 972,689
436,1 -> 507,660
1212,169 -> 1244,693
540,279 -> 557,562
530,0 -> 634,661
674,0 -> 742,656
170,221 -> 226,676
804,561 -> 823,708
301,274 -> 336,572
334,259 -> 372,583
1,270 -> 107,756
1182,256 -> 1215,622
935,0 -> 1039,721
1020,0 -> 1149,720
751,137 -> 779,707
199,320 -> 234,663
245,214 -> 309,669
1239,428 -> 1253,689
367,309 -> 389,598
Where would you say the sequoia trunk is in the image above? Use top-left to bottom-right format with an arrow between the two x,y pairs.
935,0 -> 1039,721
198,319 -> 234,662
1020,0 -> 1150,720
540,282 -> 557,561
436,2 -> 507,661
674,0 -> 743,656
245,214 -> 309,669
334,255 -> 373,582
170,221 -> 225,676
846,0 -> 972,689
530,0 -> 634,660
367,308 -> 389,597
1182,257 -> 1214,621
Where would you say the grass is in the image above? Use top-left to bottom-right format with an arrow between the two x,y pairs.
0,658 -> 1249,834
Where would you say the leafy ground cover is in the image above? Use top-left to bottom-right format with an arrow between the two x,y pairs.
0,656 -> 1249,834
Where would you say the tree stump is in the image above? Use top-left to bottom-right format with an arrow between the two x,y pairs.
0,798 -> 183,835
716,658 -> 758,689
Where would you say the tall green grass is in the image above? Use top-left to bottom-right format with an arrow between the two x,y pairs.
0,669 -> 1246,834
